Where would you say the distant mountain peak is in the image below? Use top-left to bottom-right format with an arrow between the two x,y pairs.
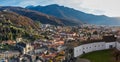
26,4 -> 60,8
26,4 -> 120,25
26,5 -> 35,8
46,4 -> 59,6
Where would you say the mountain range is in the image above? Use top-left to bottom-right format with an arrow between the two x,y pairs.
0,4 -> 120,26
0,6 -> 79,26
26,4 -> 120,25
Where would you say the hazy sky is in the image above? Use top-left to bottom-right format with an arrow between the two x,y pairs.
0,0 -> 119,17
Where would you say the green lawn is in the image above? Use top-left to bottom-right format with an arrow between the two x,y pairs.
80,49 -> 113,62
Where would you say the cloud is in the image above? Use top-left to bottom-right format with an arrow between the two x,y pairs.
80,0 -> 120,17
0,0 -> 120,17
52,0 -> 105,15
52,0 -> 120,17
0,0 -> 54,7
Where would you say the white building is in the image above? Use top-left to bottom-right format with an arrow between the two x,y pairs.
105,42 -> 116,49
74,41 -> 119,57
16,42 -> 33,54
116,42 -> 120,50
0,51 -> 20,58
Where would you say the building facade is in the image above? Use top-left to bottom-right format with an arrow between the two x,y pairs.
16,42 -> 33,54
74,41 -> 120,57
116,42 -> 120,50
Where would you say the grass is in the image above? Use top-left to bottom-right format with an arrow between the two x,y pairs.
80,49 -> 113,62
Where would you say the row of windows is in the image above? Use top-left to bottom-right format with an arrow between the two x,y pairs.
76,44 -> 105,52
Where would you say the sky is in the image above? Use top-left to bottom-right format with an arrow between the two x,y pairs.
0,0 -> 119,17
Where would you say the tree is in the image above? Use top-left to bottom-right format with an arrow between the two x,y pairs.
8,32 -> 13,40
113,49 -> 120,62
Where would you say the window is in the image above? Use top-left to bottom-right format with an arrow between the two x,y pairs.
98,45 -> 100,47
86,47 -> 88,49
76,50 -> 78,52
83,48 -> 85,49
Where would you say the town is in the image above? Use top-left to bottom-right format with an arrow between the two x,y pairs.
0,24 -> 120,62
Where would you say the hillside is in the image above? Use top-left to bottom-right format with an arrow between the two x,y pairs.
0,11 -> 39,41
0,11 -> 38,29
0,6 -> 80,26
26,4 -> 120,25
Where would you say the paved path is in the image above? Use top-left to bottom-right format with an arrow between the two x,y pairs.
76,58 -> 90,62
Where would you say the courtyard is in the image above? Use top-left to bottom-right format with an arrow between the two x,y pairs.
80,49 -> 117,62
